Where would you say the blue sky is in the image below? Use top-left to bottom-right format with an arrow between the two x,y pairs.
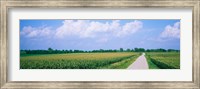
20,19 -> 180,50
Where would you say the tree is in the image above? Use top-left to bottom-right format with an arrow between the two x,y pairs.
100,49 -> 104,52
167,49 -> 179,52
146,49 -> 150,52
126,49 -> 131,52
120,48 -> 123,52
69,50 -> 73,53
134,48 -> 145,52
48,48 -> 53,54
134,48 -> 138,52
48,48 -> 53,51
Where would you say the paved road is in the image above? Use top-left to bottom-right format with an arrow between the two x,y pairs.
127,53 -> 149,69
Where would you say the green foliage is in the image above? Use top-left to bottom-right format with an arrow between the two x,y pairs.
20,52 -> 139,69
100,55 -> 139,69
120,48 -> 123,52
146,52 -> 180,69
134,48 -> 145,52
146,48 -> 166,52
145,55 -> 160,69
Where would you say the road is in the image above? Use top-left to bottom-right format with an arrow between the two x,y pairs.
127,53 -> 149,69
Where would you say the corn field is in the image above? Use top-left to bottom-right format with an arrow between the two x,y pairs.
20,52 -> 139,69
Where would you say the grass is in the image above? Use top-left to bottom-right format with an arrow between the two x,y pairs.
145,55 -> 160,69
20,52 -> 139,69
100,55 -> 139,69
145,52 -> 180,69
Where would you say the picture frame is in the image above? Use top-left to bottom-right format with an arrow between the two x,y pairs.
0,0 -> 199,89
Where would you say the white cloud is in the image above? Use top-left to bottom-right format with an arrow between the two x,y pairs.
21,20 -> 143,42
160,22 -> 180,38
54,20 -> 143,39
55,20 -> 90,38
116,20 -> 143,37
20,26 -> 53,38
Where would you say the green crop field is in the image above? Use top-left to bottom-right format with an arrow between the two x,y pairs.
145,52 -> 180,69
20,52 -> 140,69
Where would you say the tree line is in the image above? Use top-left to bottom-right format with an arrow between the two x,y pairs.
20,48 -> 180,54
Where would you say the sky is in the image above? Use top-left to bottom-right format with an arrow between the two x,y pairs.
20,19 -> 180,50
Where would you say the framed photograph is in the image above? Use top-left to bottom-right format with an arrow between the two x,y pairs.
0,0 -> 199,89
